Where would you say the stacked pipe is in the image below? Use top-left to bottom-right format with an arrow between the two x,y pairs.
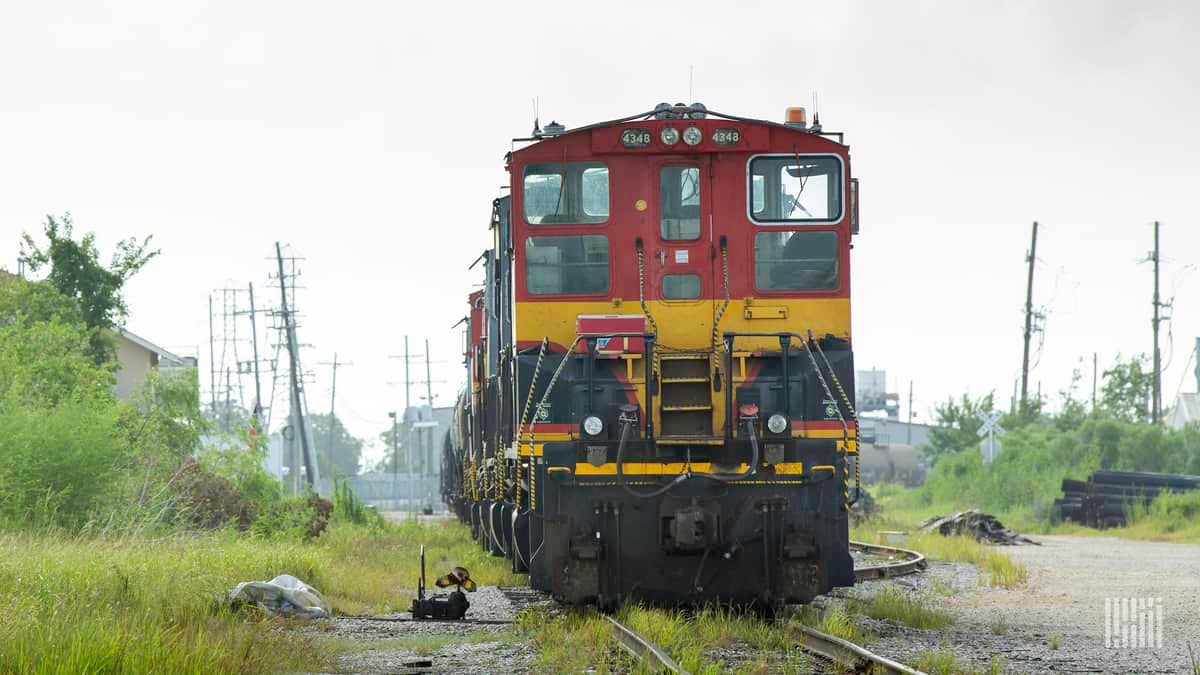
1056,470 -> 1200,528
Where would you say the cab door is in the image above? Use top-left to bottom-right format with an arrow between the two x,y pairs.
650,156 -> 718,439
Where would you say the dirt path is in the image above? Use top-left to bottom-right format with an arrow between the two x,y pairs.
849,534 -> 1200,673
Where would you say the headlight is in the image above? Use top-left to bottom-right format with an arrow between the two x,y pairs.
682,126 -> 702,146
582,415 -> 604,436
767,414 -> 788,434
660,127 -> 680,145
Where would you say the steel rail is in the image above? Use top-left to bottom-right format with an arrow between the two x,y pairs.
796,624 -> 925,675
849,539 -> 927,581
603,542 -> 927,674
605,614 -> 689,674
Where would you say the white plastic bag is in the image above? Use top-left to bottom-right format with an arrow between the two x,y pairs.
228,574 -> 331,619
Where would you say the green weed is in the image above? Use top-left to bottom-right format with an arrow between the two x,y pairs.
915,649 -> 1005,675
848,586 -> 952,629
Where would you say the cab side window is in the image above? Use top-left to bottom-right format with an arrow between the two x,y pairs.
525,235 -> 610,295
754,231 -> 838,291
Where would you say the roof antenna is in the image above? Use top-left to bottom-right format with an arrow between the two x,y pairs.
688,65 -> 694,102
811,91 -> 822,132
532,97 -> 541,138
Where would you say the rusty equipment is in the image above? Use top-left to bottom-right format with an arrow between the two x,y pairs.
410,544 -> 475,620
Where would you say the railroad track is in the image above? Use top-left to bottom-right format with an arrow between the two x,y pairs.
606,539 -> 928,674
849,539 -> 927,581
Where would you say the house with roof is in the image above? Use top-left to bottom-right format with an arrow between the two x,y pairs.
1167,392 -> 1200,430
114,329 -> 194,400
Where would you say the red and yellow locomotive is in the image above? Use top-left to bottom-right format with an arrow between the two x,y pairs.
444,103 -> 860,607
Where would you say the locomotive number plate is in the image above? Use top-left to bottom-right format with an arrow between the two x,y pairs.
621,128 -> 651,148
712,128 -> 741,145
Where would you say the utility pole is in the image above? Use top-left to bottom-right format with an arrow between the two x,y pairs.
318,353 -> 352,478
388,410 -> 399,504
247,282 -> 264,432
387,340 -> 444,513
1092,352 -> 1098,412
224,367 -> 232,432
1020,221 -> 1038,410
906,380 -> 913,445
405,336 -> 414,516
1151,221 -> 1163,424
425,338 -> 435,481
404,335 -> 412,412
208,295 -> 217,418
1194,338 -> 1200,393
275,242 -> 319,491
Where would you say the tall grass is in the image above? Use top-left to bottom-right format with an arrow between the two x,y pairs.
0,519 -> 520,674
521,602 -> 878,674
851,517 -> 1028,589
1122,490 -> 1200,541
848,586 -> 952,629
916,649 -> 1005,675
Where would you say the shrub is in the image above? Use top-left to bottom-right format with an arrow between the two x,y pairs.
333,479 -> 386,529
172,459 -> 255,530
198,435 -> 281,506
251,495 -> 332,540
0,399 -> 123,528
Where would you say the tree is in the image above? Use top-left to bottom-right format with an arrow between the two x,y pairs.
20,214 -> 159,362
309,413 -> 364,478
923,392 -> 995,465
1100,354 -> 1152,424
372,423 -> 408,473
0,318 -> 115,409
1054,366 -> 1088,432
0,273 -> 83,327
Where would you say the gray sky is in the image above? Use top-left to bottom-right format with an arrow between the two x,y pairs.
3,1 -> 1199,462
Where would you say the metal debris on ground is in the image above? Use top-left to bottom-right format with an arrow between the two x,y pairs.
410,544 -> 475,620
228,574 -> 331,619
1057,470 -> 1200,528
919,509 -> 1039,545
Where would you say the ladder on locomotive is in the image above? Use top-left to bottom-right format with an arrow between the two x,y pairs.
656,352 -> 721,445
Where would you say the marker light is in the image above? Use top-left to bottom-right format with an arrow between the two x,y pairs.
682,126 -> 702,146
785,107 -> 808,129
660,127 -> 680,145
738,403 -> 760,418
582,415 -> 604,436
767,414 -> 788,434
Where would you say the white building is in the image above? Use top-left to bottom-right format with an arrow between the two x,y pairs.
1167,393 -> 1200,430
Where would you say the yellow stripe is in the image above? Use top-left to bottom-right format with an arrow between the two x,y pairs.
795,429 -> 858,439
520,440 -> 853,457
573,461 -> 805,476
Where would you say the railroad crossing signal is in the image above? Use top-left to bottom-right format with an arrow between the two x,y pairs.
976,410 -> 1005,464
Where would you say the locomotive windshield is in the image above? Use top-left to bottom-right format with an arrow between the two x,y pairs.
749,155 -> 842,222
754,230 -> 838,291
523,162 -> 609,224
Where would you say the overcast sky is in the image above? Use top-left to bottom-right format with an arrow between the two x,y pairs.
3,1 -> 1198,463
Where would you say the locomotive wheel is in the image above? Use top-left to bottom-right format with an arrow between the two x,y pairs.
488,501 -> 507,557
511,509 -> 530,573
